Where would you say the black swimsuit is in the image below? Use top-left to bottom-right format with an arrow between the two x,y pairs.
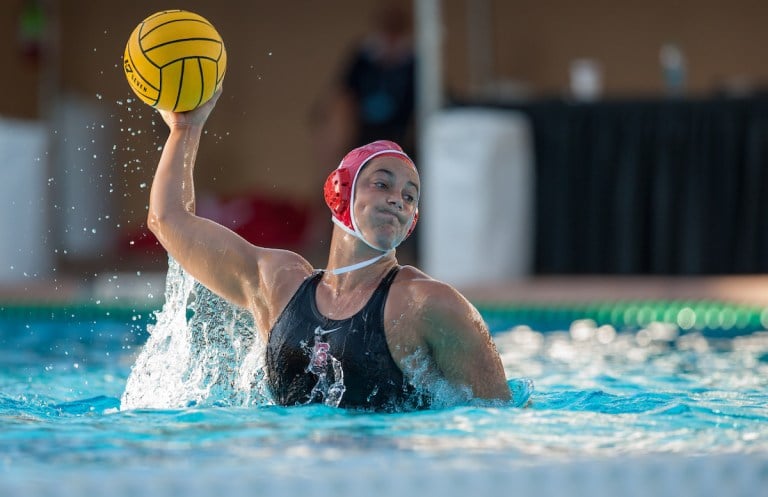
266,267 -> 428,411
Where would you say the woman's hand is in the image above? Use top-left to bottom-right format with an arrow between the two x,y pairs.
158,86 -> 223,130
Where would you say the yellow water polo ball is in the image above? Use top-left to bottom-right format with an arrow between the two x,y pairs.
123,10 -> 226,112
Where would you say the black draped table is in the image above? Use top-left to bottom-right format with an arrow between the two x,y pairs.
462,97 -> 768,274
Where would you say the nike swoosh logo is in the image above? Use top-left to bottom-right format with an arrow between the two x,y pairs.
315,325 -> 341,336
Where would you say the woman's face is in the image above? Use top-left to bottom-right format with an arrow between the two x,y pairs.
352,156 -> 420,251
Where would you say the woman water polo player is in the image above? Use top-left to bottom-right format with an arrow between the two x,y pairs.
147,88 -> 510,411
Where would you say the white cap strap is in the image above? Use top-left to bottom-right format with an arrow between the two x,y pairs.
327,216 -> 393,274
329,252 -> 391,275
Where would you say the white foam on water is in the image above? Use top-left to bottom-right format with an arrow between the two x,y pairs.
121,258 -> 269,410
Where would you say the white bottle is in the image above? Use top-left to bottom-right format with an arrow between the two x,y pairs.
660,43 -> 686,97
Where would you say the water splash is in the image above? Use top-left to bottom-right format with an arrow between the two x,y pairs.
399,348 -> 534,409
120,258 -> 270,410
400,349 -> 472,409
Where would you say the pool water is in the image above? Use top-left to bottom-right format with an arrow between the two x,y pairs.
2,264 -> 768,496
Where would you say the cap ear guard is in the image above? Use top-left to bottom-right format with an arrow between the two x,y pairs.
324,168 -> 352,218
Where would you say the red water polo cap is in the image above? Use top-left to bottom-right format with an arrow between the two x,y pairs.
324,140 -> 418,245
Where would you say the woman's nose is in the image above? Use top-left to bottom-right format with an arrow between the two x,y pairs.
388,197 -> 403,209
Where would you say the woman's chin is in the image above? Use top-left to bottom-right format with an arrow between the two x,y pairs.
372,241 -> 396,252
370,234 -> 402,252
359,224 -> 407,251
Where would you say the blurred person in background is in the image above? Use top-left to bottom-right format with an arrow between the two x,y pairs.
309,3 -> 418,264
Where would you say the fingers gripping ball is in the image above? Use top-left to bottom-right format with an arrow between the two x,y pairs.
123,10 -> 226,112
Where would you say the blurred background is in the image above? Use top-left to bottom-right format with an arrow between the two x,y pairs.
2,0 -> 768,302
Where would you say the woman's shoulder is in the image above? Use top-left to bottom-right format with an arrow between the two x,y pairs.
388,265 -> 485,345
394,265 -> 470,307
258,249 -> 315,302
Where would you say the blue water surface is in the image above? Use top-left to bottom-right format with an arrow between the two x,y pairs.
2,303 -> 767,478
